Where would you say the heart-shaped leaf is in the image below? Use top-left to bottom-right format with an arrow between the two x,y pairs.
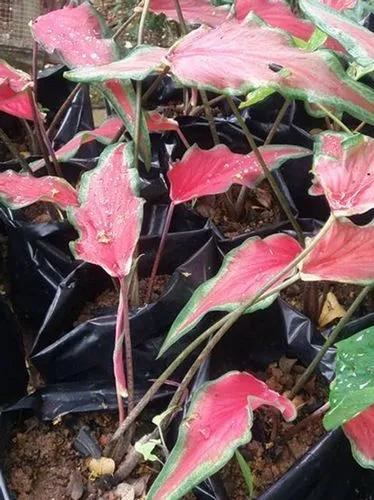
147,371 -> 296,500
65,45 -> 168,83
160,233 -> 302,356
0,170 -> 78,209
68,142 -> 144,278
148,0 -> 230,26
168,143 -> 311,204
323,326 -> 374,469
31,1 -> 119,67
300,218 -> 374,284
309,132 -> 374,216
0,60 -> 33,120
165,16 -> 374,124
300,0 -> 374,71
234,0 -> 341,49
343,405 -> 374,469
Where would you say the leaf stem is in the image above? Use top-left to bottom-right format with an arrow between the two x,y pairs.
226,96 -> 304,244
47,84 -> 82,139
145,202 -> 175,304
200,90 -> 220,146
290,283 -> 374,398
0,128 -> 32,173
316,104 -> 353,135
113,9 -> 141,42
141,65 -> 171,105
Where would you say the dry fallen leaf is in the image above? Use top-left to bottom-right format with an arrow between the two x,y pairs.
318,292 -> 346,328
87,457 -> 115,477
115,483 -> 135,500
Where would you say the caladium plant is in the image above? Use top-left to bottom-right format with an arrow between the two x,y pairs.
147,371 -> 297,499
148,0 -> 231,26
0,170 -> 78,209
159,233 -> 302,355
309,132 -> 374,216
324,326 -> 374,469
0,60 -> 34,121
300,0 -> 374,75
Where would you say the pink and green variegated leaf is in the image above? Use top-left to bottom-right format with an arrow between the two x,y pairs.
168,143 -> 311,204
320,0 -> 357,10
159,234 -> 302,356
234,0 -> 341,50
147,111 -> 179,132
100,80 -> 152,170
310,132 -> 374,216
300,218 -> 374,284
64,45 -> 168,83
343,405 -> 374,469
300,0 -> 374,70
147,371 -> 296,500
67,142 -> 144,278
165,16 -> 374,124
0,170 -> 78,210
31,1 -> 118,68
0,60 -> 33,120
31,117 -> 123,172
148,0 -> 230,26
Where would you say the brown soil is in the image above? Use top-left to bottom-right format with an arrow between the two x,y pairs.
282,280 -> 374,324
222,357 -> 328,498
195,183 -> 283,238
22,202 -> 54,224
76,275 -> 170,324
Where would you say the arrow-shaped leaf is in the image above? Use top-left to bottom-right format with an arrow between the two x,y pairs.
68,142 -> 144,278
323,326 -> 374,469
31,1 -> 119,67
0,60 -> 33,120
0,170 -> 78,209
300,218 -> 374,284
160,233 -> 302,356
300,0 -> 374,71
168,143 -> 311,204
309,132 -> 374,216
165,15 -> 374,124
147,371 -> 296,500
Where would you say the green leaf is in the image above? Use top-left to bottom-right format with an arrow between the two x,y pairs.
235,450 -> 254,499
239,87 -> 276,109
324,326 -> 374,430
135,439 -> 162,462
305,27 -> 328,51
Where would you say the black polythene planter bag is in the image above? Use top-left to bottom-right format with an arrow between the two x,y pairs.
175,300 -> 374,500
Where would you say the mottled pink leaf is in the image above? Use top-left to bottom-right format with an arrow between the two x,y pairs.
0,170 -> 78,210
65,45 -> 168,83
68,143 -> 144,278
234,0 -> 341,49
31,2 -> 118,68
300,218 -> 374,284
168,143 -> 310,204
310,132 -> 374,216
319,0 -> 357,9
149,0 -> 230,26
160,233 -> 302,355
165,17 -> 374,124
300,0 -> 374,69
344,404 -> 374,469
147,111 -> 179,132
147,371 -> 296,500
0,60 -> 33,120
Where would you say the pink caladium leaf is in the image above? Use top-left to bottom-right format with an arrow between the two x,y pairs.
147,111 -> 179,132
0,60 -> 33,120
68,142 -> 144,278
300,218 -> 374,284
343,405 -> 374,469
31,117 -> 123,172
148,0 -> 230,26
319,0 -> 357,9
234,0 -> 341,49
159,233 -> 302,355
309,132 -> 374,216
165,16 -> 374,124
65,45 -> 168,83
147,371 -> 296,500
31,1 -> 119,68
100,80 -> 152,170
0,170 -> 78,210
168,143 -> 311,204
300,0 -> 374,70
